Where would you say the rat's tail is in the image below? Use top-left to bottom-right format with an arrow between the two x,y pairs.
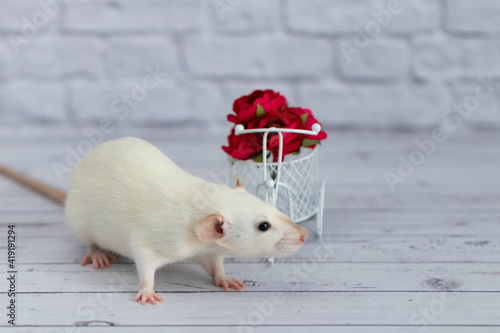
0,165 -> 66,205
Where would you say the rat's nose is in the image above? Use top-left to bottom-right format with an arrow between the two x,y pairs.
298,228 -> 308,243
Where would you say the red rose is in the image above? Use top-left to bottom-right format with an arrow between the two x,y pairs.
288,107 -> 327,149
247,110 -> 305,161
222,127 -> 260,160
222,90 -> 327,162
228,90 -> 287,124
223,109 -> 306,162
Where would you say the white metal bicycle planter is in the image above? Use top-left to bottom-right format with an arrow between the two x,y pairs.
228,123 -> 326,264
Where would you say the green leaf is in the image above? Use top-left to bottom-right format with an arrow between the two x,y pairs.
291,148 -> 301,155
253,153 -> 264,162
300,113 -> 308,126
256,104 -> 266,117
302,139 -> 320,147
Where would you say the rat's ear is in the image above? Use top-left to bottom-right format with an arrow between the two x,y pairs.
235,177 -> 245,190
194,214 -> 224,243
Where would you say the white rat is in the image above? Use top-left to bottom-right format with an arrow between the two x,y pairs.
1,137 -> 308,305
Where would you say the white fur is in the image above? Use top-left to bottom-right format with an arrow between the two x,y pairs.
65,137 -> 307,299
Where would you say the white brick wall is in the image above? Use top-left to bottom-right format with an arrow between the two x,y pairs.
0,0 -> 499,130
286,0 -> 440,35
63,0 -> 205,33
184,36 -> 331,78
337,39 -> 410,80
445,0 -> 500,34
413,37 -> 500,80
1,80 -> 66,124
298,82 -> 451,128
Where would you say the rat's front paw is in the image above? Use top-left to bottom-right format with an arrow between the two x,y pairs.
214,276 -> 246,291
135,288 -> 163,305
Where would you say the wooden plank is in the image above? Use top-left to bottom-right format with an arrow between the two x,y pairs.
1,134 -> 500,207
2,211 -> 500,237
3,235 -> 499,264
2,262 -> 498,293
0,212 -> 66,225
1,136 -> 495,171
1,130 -> 499,330
2,163 -> 500,191
5,181 -> 500,200
4,187 -> 500,213
1,127 -> 499,152
3,327 -> 500,333
1,292 -> 498,326
303,211 -> 500,236
3,145 -> 500,175
1,131 -> 500,193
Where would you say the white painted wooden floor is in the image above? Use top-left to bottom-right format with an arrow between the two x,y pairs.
1,127 -> 499,332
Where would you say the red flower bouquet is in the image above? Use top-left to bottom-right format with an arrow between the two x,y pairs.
222,90 -> 327,162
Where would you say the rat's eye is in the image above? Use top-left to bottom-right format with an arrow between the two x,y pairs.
258,221 -> 270,232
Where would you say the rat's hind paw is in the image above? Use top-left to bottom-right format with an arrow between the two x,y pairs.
80,245 -> 117,269
215,276 -> 246,291
135,289 -> 163,305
